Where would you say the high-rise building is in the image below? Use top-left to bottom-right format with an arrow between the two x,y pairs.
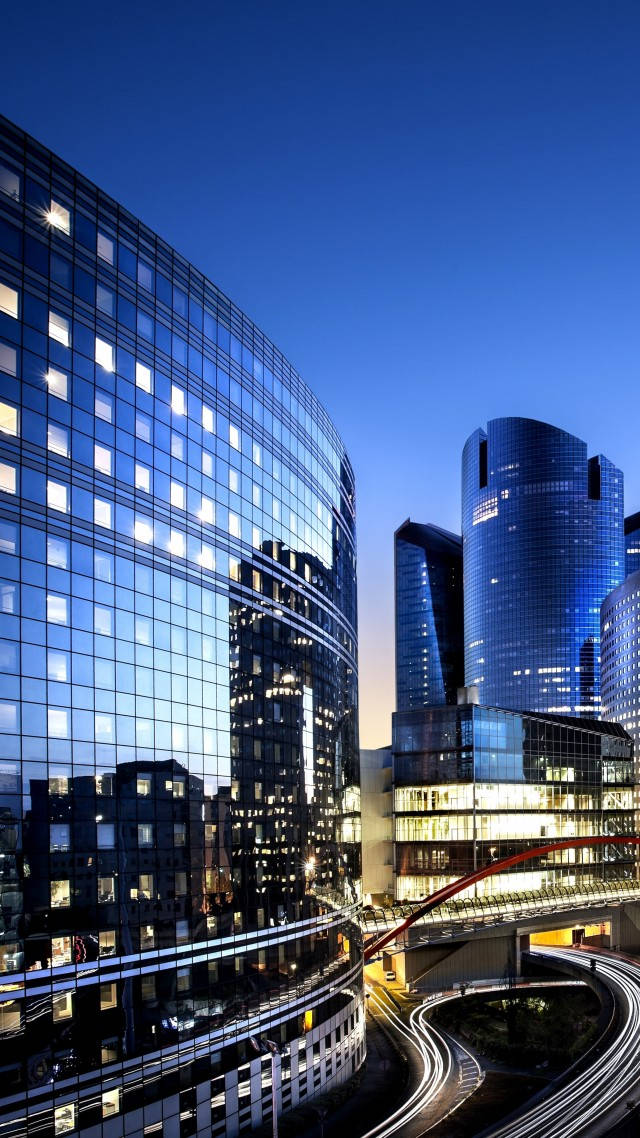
393,701 -> 635,900
625,512 -> 640,577
0,116 -> 362,1138
395,520 -> 463,711
601,570 -> 640,754
462,417 -> 624,715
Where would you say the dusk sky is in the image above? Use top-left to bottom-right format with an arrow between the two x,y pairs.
5,0 -> 640,747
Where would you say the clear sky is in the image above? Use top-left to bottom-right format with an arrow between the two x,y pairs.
4,1 -> 640,747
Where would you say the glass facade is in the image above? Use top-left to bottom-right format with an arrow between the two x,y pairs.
394,520 -> 463,711
393,703 -> 635,900
462,417 -> 624,715
601,570 -> 640,760
0,116 -> 363,1138
625,511 -> 640,577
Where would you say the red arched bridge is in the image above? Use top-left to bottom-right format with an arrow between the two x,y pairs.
363,835 -> 640,962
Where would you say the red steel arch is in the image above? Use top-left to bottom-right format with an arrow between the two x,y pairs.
363,835 -> 640,961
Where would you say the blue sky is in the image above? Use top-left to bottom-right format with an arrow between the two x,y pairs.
5,0 -> 640,745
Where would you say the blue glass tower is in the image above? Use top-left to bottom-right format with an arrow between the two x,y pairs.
395,520 -> 463,710
462,417 -> 624,715
625,511 -> 640,576
0,117 -> 362,1138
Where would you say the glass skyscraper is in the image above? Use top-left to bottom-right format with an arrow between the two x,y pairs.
601,570 -> 640,752
462,417 -> 624,716
0,116 -> 362,1138
625,511 -> 640,576
394,520 -> 463,711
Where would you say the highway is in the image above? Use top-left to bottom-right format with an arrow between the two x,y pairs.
483,947 -> 640,1138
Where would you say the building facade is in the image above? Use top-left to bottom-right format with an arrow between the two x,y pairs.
601,570 -> 640,758
395,520 -> 463,711
0,117 -> 362,1138
360,748 -> 393,906
625,511 -> 640,577
392,702 -> 635,901
462,417 -> 624,715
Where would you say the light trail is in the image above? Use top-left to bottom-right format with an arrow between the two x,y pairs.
484,947 -> 640,1138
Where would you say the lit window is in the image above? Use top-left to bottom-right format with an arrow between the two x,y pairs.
46,367 -> 68,400
203,405 -> 214,432
99,930 -> 116,956
138,823 -> 153,847
229,512 -> 240,538
0,283 -> 18,319
0,164 -> 20,201
171,385 -> 185,414
51,936 -> 72,966
102,1089 -> 120,1118
136,776 -> 151,796
171,431 -> 184,459
100,982 -> 117,1010
94,444 -> 112,476
0,342 -> 17,376
48,311 -> 70,346
50,879 -> 71,907
229,424 -> 240,449
47,423 -> 68,457
134,519 -> 153,544
170,481 -> 185,509
48,775 -> 69,795
52,992 -> 73,1021
47,594 -> 68,625
47,650 -> 68,682
47,537 -> 68,568
47,480 -> 68,513
199,544 -> 214,570
0,402 -> 17,437
136,361 -> 152,392
0,463 -> 16,495
200,496 -> 214,524
54,1103 -> 76,1135
229,469 -> 239,492
135,463 -> 150,492
48,708 -> 68,738
97,230 -> 115,262
94,605 -> 112,636
202,451 -> 213,477
95,337 -> 114,372
46,199 -> 71,234
229,557 -> 240,581
168,530 -> 185,557
253,443 -> 262,466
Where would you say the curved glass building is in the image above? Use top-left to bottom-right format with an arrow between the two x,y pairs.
394,520 -> 463,710
601,570 -> 640,752
0,117 -> 362,1138
462,417 -> 624,715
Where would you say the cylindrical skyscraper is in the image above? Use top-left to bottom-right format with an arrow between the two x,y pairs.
462,417 -> 624,715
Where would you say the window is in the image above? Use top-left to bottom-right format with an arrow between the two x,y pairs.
100,982 -> 117,1010
48,708 -> 68,738
229,469 -> 239,492
136,776 -> 151,796
46,367 -> 68,401
171,385 -> 185,414
0,402 -> 18,437
135,463 -> 150,492
138,261 -> 153,291
54,1103 -> 76,1136
229,512 -> 240,538
48,311 -> 70,346
171,432 -> 184,459
96,283 -> 115,316
99,930 -> 116,957
47,594 -> 68,625
229,424 -> 240,450
95,390 -> 113,422
202,451 -> 213,477
0,1003 -> 21,1033
138,823 -> 153,847
134,518 -> 153,544
94,497 -> 112,528
50,880 -> 70,908
0,583 -> 16,612
169,777 -> 185,798
0,283 -> 18,319
0,463 -> 16,495
47,423 -> 68,457
97,232 -> 114,264
48,775 -> 69,795
0,164 -> 19,201
253,443 -> 262,466
135,361 -> 152,392
135,616 -> 152,644
101,1039 -> 119,1064
135,412 -> 151,442
174,823 -> 186,846
96,773 -> 114,796
94,605 -> 112,635
203,405 -> 214,432
200,496 -> 214,524
94,550 -> 113,581
140,924 -> 155,949
47,480 -> 68,513
168,530 -> 185,557
95,337 -> 114,372
199,544 -> 214,570
52,992 -> 73,1021
97,823 -> 115,849
170,481 -> 185,509
0,342 -> 16,377
94,444 -> 112,476
133,874 -> 153,900
102,1089 -> 120,1118
98,876 -> 115,903
47,537 -> 68,568
141,975 -> 156,1000
95,713 -> 114,741
48,650 -> 68,681
51,936 -> 72,966
47,200 -> 71,234
50,824 -> 70,852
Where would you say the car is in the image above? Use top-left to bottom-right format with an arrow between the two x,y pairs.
385,971 -> 395,982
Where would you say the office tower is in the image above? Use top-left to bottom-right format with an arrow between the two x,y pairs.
0,116 -> 362,1138
601,571 -> 640,754
395,520 -> 463,711
462,417 -> 624,715
360,747 -> 393,905
392,702 -> 634,900
625,512 -> 640,577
